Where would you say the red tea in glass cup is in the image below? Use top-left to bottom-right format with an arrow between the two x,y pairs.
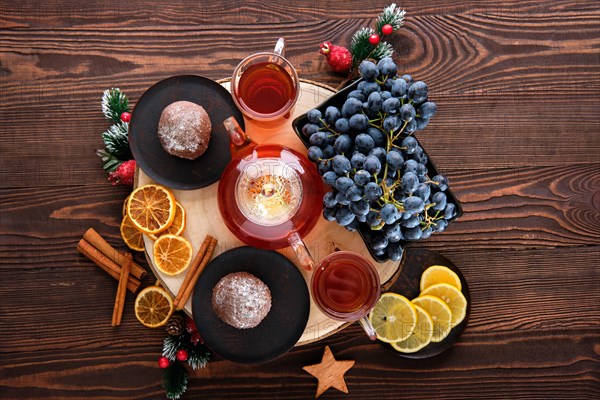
231,38 -> 299,125
311,251 -> 380,340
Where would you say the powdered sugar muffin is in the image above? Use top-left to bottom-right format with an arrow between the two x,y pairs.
157,100 -> 211,160
212,272 -> 272,329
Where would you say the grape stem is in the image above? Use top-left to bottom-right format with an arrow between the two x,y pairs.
318,118 -> 341,136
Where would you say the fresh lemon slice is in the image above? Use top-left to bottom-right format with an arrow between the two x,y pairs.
120,215 -> 145,252
391,304 -> 434,353
369,293 -> 417,343
420,283 -> 467,328
153,234 -> 193,276
127,184 -> 176,235
420,265 -> 462,292
134,286 -> 174,328
411,295 -> 453,342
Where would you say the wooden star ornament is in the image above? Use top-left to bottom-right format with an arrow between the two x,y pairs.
303,346 -> 355,398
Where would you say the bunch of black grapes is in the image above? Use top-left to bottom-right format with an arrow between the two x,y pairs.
300,58 -> 457,261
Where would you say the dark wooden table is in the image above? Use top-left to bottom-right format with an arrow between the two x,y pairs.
1,1 -> 599,399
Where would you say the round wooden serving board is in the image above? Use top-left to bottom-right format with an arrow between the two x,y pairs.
137,79 -> 403,345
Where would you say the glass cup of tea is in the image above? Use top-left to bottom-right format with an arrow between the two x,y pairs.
230,38 -> 300,125
311,251 -> 381,340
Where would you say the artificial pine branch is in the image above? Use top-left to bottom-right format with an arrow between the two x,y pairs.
186,342 -> 211,371
349,4 -> 406,69
96,149 -> 122,172
350,27 -> 376,66
163,333 -> 211,370
371,42 -> 394,60
101,88 -> 129,124
375,3 -> 406,34
163,361 -> 188,400
101,122 -> 131,160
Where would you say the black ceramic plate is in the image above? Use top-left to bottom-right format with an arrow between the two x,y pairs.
384,248 -> 470,359
129,75 -> 244,190
291,80 -> 463,262
192,247 -> 310,364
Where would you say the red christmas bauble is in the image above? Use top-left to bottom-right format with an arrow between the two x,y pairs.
190,331 -> 203,345
120,112 -> 131,123
158,356 -> 170,369
382,24 -> 394,35
319,41 -> 352,74
369,34 -> 380,45
176,349 -> 189,362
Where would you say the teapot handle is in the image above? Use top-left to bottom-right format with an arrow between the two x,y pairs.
223,116 -> 255,157
287,231 -> 314,271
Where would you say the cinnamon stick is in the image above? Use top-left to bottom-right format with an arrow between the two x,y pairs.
174,235 -> 218,309
77,239 -> 141,293
112,253 -> 132,326
83,228 -> 146,280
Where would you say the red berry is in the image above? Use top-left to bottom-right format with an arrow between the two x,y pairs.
108,159 -> 136,186
382,24 -> 394,35
158,356 -> 170,369
369,34 -> 380,45
120,112 -> 131,123
176,349 -> 189,362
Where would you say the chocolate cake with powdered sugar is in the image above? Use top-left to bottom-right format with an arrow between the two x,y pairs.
211,272 -> 272,329
157,100 -> 212,160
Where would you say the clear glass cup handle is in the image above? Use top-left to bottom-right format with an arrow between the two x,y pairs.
273,38 -> 285,57
358,316 -> 378,341
287,231 -> 314,271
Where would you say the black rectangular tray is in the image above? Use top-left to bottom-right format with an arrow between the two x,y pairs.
291,80 -> 463,263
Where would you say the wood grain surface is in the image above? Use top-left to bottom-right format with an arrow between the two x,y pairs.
1,0 -> 599,399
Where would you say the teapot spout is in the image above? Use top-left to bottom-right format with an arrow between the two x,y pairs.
223,116 -> 255,156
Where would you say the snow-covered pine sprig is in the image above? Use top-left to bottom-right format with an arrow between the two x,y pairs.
97,88 -> 132,174
375,3 -> 406,33
101,88 -> 129,124
349,3 -> 405,68
161,332 -> 211,399
163,361 -> 188,400
163,334 -> 211,371
351,27 -> 394,66
101,122 -> 131,161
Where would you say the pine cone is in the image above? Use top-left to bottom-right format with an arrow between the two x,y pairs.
165,313 -> 185,336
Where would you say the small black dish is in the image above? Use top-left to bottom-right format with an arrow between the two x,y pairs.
192,247 -> 310,364
291,80 -> 463,262
384,248 -> 470,359
129,75 -> 244,190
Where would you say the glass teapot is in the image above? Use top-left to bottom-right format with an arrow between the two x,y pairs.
218,117 -> 324,271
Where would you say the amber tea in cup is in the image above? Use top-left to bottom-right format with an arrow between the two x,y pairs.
231,38 -> 299,124
311,251 -> 380,340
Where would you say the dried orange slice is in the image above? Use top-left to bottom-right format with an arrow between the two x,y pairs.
134,286 -> 174,328
127,184 -> 176,234
122,194 -> 130,217
153,234 -> 193,276
155,202 -> 186,238
120,215 -> 145,252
